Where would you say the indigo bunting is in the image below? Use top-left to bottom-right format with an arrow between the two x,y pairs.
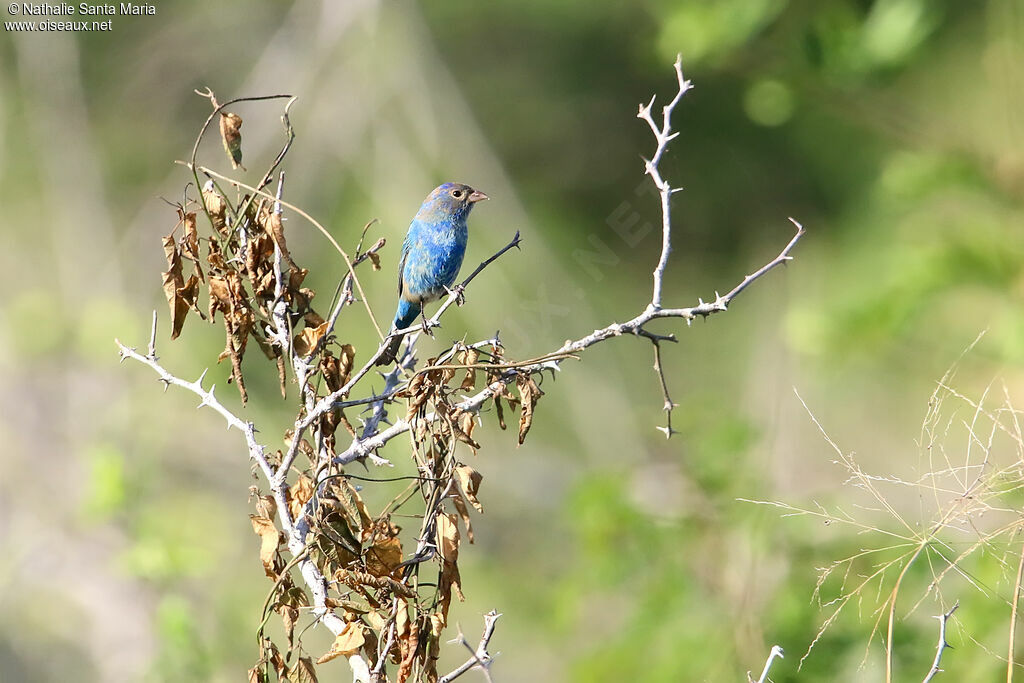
376,182 -> 489,364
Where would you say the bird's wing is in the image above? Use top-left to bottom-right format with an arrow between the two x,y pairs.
397,232 -> 412,297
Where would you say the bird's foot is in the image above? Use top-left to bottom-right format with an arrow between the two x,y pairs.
419,313 -> 436,338
445,283 -> 466,306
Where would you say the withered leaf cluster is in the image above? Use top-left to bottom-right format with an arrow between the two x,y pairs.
161,179 -> 326,404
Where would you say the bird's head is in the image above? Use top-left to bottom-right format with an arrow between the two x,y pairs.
417,182 -> 489,223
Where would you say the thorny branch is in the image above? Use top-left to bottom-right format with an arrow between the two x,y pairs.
119,57 -> 804,681
438,611 -> 502,683
638,54 -> 691,310
922,602 -> 959,683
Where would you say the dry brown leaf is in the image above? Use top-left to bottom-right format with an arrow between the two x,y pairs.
268,641 -> 287,678
435,512 -> 460,564
262,210 -> 299,271
222,316 -> 250,404
395,610 -> 420,683
395,598 -> 410,641
161,273 -> 188,340
207,274 -> 231,322
435,512 -> 464,615
365,536 -> 403,578
161,233 -> 188,339
494,394 -> 507,430
161,231 -> 178,267
294,321 -> 329,357
253,269 -> 275,300
454,465 -> 484,513
321,354 -> 341,393
219,111 -> 245,170
517,374 -> 543,445
316,621 -> 366,664
181,211 -> 202,280
288,473 -> 315,521
289,656 -> 318,683
245,233 -> 272,279
459,348 -> 480,390
423,613 -> 444,683
453,494 -> 474,544
450,414 -> 480,451
207,238 -> 227,270
279,604 -> 299,644
459,411 -> 479,451
289,267 -> 309,291
202,181 -> 229,237
250,514 -> 281,579
255,493 -> 277,520
429,612 -> 445,636
178,272 -> 200,314
338,344 -> 355,386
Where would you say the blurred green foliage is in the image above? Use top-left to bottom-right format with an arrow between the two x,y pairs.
2,0 -> 1024,680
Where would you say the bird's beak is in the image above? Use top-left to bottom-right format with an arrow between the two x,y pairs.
468,189 -> 489,203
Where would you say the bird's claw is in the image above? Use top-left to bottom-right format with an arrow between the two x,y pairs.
445,284 -> 466,306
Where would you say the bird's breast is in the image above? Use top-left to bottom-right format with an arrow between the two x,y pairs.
401,222 -> 468,303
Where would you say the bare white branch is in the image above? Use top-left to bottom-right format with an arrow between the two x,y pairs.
637,54 -> 693,309
438,610 -> 502,683
923,601 -> 959,682
748,645 -> 784,683
116,339 -> 273,479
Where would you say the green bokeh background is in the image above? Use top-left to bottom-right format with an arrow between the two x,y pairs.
2,0 -> 1024,680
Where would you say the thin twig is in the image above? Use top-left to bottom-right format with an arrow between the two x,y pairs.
651,340 -> 676,438
312,234 -> 386,361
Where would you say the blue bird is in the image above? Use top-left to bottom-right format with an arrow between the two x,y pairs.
377,182 -> 489,364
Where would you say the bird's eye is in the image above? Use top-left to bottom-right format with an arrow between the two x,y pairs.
451,189 -> 463,199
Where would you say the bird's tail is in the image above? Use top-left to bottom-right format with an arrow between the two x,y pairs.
394,299 -> 421,330
376,299 -> 421,365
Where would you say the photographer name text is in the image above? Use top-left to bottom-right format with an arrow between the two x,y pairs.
15,2 -> 154,15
